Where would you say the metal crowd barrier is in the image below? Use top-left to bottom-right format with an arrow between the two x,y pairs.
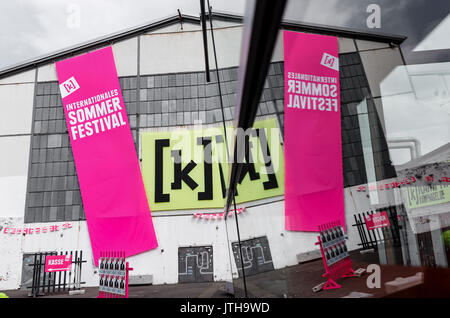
27,250 -> 86,297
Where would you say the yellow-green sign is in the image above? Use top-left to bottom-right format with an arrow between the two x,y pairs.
404,184 -> 450,209
142,118 -> 285,211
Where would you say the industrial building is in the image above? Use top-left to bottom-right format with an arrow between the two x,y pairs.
0,11 -> 448,294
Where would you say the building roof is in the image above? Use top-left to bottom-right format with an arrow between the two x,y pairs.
396,142 -> 450,170
0,11 -> 406,79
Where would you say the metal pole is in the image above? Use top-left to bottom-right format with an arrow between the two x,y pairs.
207,1 -> 248,297
232,193 -> 248,297
207,0 -> 239,297
206,4 -> 227,142
199,0 -> 211,82
224,0 -> 286,212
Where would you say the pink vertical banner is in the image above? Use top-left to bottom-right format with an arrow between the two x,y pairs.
283,31 -> 345,232
55,47 -> 158,265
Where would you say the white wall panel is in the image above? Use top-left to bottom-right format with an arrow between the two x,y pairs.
0,136 -> 30,219
140,30 -> 204,75
0,136 -> 30,177
0,217 -> 23,290
0,84 -> 34,135
140,26 -> 243,75
37,63 -> 58,82
112,38 -> 138,76
271,31 -> 284,62
0,176 -> 28,219
360,47 -> 404,98
0,69 -> 35,85
212,27 -> 243,68
356,39 -> 390,51
338,37 -> 357,53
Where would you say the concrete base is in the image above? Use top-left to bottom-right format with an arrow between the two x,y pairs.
385,272 -> 423,294
312,282 -> 325,293
354,268 -> 367,277
341,291 -> 373,298
129,275 -> 153,286
296,249 -> 322,263
360,248 -> 375,254
68,290 -> 85,296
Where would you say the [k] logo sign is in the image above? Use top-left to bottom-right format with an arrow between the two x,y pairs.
320,53 -> 339,71
59,76 -> 80,98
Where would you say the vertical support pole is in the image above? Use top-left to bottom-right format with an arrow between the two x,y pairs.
58,252 -> 62,292
42,252 -> 47,295
359,213 -> 371,248
354,214 -> 365,249
68,250 -> 73,290
73,250 -> 78,290
125,262 -> 129,298
37,253 -> 43,296
98,251 -> 101,298
199,0 -> 210,82
126,259 -> 133,299
107,250 -> 109,298
31,253 -> 38,297
63,251 -> 68,291
78,250 -> 83,290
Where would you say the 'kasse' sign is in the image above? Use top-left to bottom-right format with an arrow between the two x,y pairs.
364,211 -> 390,231
141,119 -> 285,211
45,255 -> 72,272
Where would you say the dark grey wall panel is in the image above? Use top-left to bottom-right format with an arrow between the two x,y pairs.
178,246 -> 214,283
231,236 -> 274,278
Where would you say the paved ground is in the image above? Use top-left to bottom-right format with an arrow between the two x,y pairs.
4,281 -> 231,298
233,249 -> 423,298
2,250 -> 425,298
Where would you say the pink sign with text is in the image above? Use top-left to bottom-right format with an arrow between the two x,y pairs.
55,47 -> 158,265
283,31 -> 345,232
365,211 -> 391,230
45,255 -> 72,272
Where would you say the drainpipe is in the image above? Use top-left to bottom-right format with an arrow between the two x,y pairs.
387,137 -> 421,160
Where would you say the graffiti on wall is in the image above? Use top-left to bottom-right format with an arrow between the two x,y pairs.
231,236 -> 274,277
178,246 -> 214,283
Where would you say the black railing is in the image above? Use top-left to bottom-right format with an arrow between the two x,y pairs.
27,250 -> 86,297
352,205 -> 404,250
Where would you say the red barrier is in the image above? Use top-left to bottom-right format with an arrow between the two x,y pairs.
315,221 -> 355,290
97,251 -> 133,298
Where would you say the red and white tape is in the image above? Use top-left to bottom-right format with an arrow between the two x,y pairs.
193,207 -> 246,220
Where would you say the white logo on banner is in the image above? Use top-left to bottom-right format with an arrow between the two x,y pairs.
320,53 -> 339,71
59,76 -> 80,98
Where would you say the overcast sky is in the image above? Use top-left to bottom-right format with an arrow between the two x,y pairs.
1,0 -> 449,70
